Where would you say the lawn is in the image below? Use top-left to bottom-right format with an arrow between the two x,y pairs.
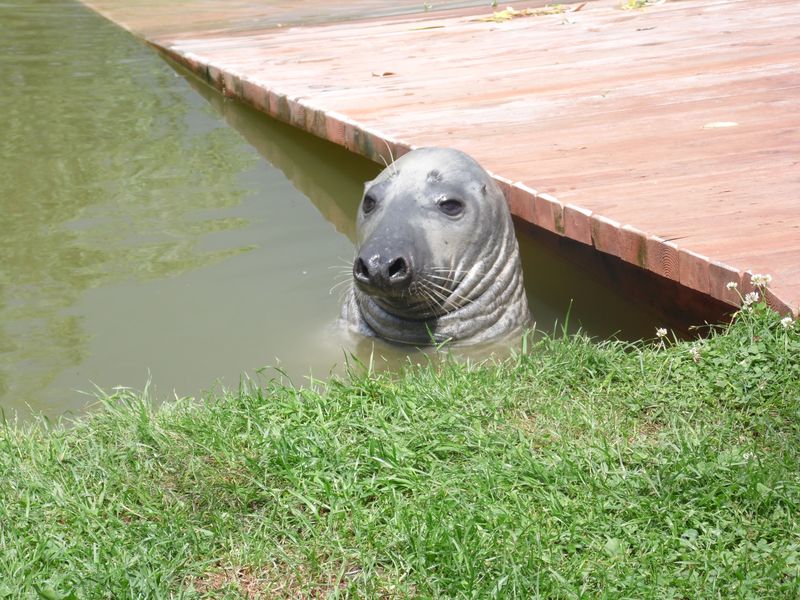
1,290 -> 798,598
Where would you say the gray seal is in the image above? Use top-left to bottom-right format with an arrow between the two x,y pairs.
341,147 -> 531,345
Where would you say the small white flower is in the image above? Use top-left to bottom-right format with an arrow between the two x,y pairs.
656,327 -> 668,338
750,273 -> 772,287
780,316 -> 795,330
689,345 -> 701,363
743,291 -> 760,307
726,281 -> 738,290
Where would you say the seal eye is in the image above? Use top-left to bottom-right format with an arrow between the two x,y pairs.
362,194 -> 377,214
438,198 -> 464,217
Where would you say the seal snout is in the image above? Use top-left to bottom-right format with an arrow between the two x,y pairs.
353,252 -> 412,293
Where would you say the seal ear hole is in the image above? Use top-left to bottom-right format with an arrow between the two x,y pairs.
362,194 -> 377,214
438,198 -> 464,217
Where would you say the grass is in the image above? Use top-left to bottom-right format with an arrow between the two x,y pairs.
1,293 -> 799,598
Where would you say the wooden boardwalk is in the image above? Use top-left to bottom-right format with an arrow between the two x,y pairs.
83,0 -> 800,316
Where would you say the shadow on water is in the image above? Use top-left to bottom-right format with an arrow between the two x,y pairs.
180,65 -> 378,242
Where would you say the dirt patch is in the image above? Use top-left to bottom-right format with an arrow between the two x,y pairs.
188,562 -> 390,599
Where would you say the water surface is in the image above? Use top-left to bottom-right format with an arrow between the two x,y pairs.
1,0 -> 662,421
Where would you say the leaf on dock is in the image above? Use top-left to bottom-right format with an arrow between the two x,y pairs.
620,0 -> 667,11
475,4 -> 583,23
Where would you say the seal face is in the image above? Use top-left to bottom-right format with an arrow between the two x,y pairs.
341,147 -> 531,345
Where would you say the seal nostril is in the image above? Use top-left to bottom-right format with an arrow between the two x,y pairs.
388,257 -> 408,279
354,258 -> 370,280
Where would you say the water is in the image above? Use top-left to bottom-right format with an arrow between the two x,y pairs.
1,0 -> 663,421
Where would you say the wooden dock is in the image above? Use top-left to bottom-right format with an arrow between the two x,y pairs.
82,0 -> 800,316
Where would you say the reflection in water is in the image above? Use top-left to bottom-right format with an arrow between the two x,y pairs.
1,1 -> 257,416
1,0 -> 665,422
180,64 -> 376,242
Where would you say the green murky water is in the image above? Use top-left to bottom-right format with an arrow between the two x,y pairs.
1,0 -> 662,421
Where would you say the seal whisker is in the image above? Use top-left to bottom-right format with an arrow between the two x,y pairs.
329,278 -> 354,295
428,268 -> 458,275
410,279 -> 440,310
429,272 -> 478,300
421,277 -> 454,297
419,288 -> 439,314
330,257 -> 356,279
418,280 -> 448,303
330,274 -> 352,286
416,276 -> 477,314
416,283 -> 450,318
428,267 -> 461,287
331,255 -> 355,266
336,281 -> 354,304
427,268 -> 489,302
430,267 -> 490,277
381,139 -> 398,177
424,278 -> 477,310
331,273 -> 354,285
427,273 -> 456,287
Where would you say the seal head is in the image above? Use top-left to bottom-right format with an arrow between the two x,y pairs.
342,147 -> 531,345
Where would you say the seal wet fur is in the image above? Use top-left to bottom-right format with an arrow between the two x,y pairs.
341,147 -> 531,345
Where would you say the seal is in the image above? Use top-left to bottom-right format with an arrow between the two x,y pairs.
341,147 -> 531,345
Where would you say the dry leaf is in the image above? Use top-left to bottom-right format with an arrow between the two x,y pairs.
476,4 -> 569,23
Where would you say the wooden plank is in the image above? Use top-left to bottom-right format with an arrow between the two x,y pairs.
82,0 -> 800,315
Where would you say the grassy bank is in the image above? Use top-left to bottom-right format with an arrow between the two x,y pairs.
2,295 -> 799,598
